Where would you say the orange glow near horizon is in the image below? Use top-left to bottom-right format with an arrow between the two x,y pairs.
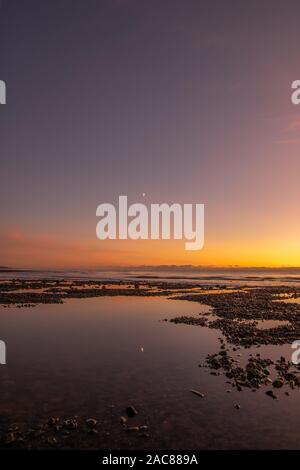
2,2 -> 300,272
1,230 -> 300,269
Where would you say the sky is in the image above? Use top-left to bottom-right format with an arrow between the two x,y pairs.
1,0 -> 300,268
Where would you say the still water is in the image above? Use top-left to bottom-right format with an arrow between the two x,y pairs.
0,295 -> 299,449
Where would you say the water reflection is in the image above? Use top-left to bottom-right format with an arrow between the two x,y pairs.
0,295 -> 299,449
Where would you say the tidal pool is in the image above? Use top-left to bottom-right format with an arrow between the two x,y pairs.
0,295 -> 299,449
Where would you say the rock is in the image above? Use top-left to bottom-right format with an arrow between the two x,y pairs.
8,425 -> 19,432
63,418 -> 78,430
126,406 -> 138,418
234,404 -> 241,409
189,389 -> 205,398
86,418 -> 97,429
46,437 -> 57,446
272,379 -> 284,388
139,425 -> 149,431
47,417 -> 59,426
266,390 -> 277,399
4,432 -> 16,445
125,426 -> 140,432
120,416 -> 127,426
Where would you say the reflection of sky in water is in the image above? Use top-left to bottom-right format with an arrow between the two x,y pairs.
0,296 -> 299,449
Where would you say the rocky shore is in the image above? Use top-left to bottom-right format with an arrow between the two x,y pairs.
170,287 -> 300,346
169,287 -> 300,400
0,405 -> 150,449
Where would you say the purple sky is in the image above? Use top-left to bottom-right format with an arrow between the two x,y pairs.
1,0 -> 300,267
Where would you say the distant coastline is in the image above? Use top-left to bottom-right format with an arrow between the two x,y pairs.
1,266 -> 300,286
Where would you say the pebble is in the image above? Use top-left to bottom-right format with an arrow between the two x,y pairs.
86,418 -> 98,429
139,425 -> 149,431
63,418 -> 78,430
126,426 -> 140,433
266,390 -> 277,399
46,437 -> 57,446
189,389 -> 205,398
120,416 -> 127,426
272,379 -> 284,388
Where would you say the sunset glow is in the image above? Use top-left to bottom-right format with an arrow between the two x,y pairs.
1,1 -> 300,269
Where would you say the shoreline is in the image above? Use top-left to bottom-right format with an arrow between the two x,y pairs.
0,279 -> 300,449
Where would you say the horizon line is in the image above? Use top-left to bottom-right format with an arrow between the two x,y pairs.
1,265 -> 300,272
